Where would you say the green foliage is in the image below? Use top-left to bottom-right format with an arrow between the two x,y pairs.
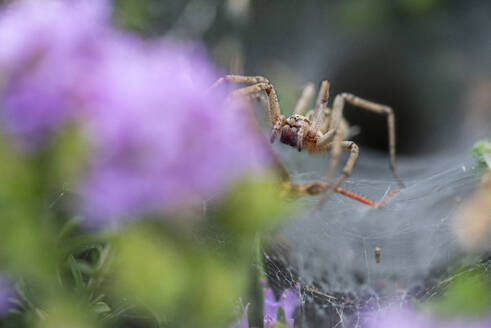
112,0 -> 184,35
472,136 -> 491,170
0,140 -> 60,284
398,0 -> 442,15
49,126 -> 89,188
113,0 -> 149,32
333,1 -> 391,30
0,121 -> 287,327
107,221 -> 252,328
34,297 -> 97,328
211,174 -> 288,238
328,0 -> 445,32
184,256 -> 246,327
425,267 -> 491,318
111,226 -> 190,318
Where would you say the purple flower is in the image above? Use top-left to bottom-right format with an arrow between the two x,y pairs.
363,306 -> 491,328
0,0 -> 269,224
0,0 -> 110,145
263,287 -> 280,327
263,283 -> 300,328
80,39 -> 268,225
231,303 -> 250,328
0,277 -> 13,316
280,287 -> 301,328
232,284 -> 300,328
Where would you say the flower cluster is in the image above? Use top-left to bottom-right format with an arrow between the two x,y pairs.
81,40 -> 267,225
0,0 -> 268,225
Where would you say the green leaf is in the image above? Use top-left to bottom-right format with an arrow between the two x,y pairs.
2,218 -> 59,284
35,297 -> 98,328
68,255 -> 85,290
425,268 -> 491,318
92,301 -> 111,314
58,216 -> 82,240
49,125 -> 89,187
472,137 -> 491,169
90,294 -> 105,304
212,174 -> 288,237
184,256 -> 246,328
110,227 -> 190,317
74,261 -> 97,275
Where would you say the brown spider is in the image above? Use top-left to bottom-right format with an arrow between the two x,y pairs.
210,75 -> 403,208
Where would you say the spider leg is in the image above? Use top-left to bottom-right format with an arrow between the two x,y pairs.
311,80 -> 330,133
319,93 -> 404,189
211,75 -> 282,127
248,92 -> 269,111
342,93 -> 401,184
280,138 -> 389,208
284,181 -> 399,208
318,140 -> 359,206
221,81 -> 289,180
293,82 -> 315,115
317,93 -> 347,187
209,75 -> 269,90
229,83 -> 284,134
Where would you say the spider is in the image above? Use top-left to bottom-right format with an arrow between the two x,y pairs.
210,75 -> 403,208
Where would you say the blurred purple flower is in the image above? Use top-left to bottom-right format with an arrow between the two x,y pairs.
0,0 -> 110,144
0,0 -> 269,223
363,306 -> 491,328
280,287 -> 301,328
263,282 -> 300,328
231,283 -> 300,328
80,39 -> 268,225
231,303 -> 250,328
263,287 -> 279,327
0,277 -> 13,316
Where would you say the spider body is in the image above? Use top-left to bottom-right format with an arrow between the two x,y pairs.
210,75 -> 403,207
274,114 -> 312,151
273,113 -> 352,154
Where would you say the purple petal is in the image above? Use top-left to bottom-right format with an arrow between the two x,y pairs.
263,288 -> 280,328
279,287 -> 300,328
231,303 -> 249,328
285,318 -> 295,328
0,0 -> 110,146
0,277 -> 13,316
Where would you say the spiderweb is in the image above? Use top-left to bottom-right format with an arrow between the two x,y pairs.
263,141 -> 483,328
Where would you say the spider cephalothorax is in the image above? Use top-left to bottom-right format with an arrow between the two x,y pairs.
210,75 -> 403,207
272,114 -> 313,151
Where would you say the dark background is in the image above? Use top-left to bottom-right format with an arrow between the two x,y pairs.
112,0 -> 491,155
